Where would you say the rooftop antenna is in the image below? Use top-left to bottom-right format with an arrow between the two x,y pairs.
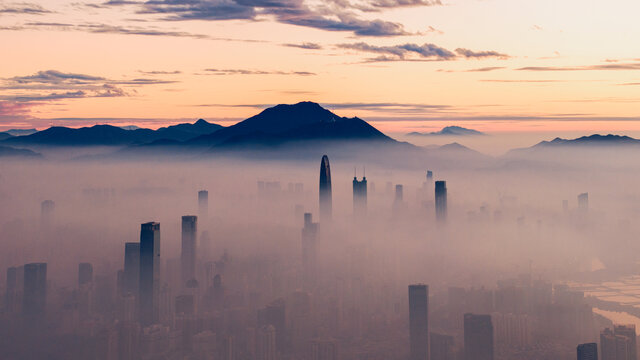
354,166 -> 356,178
363,166 -> 366,178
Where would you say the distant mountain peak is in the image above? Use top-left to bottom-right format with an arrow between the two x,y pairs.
407,126 -> 484,136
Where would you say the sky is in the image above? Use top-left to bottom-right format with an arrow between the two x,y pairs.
2,0 -> 640,135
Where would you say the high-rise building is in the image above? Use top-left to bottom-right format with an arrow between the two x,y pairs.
601,326 -> 637,360
256,325 -> 277,360
5,266 -> 20,313
614,325 -> 636,360
78,262 -> 93,287
395,184 -> 404,204
181,215 -> 198,285
198,190 -> 208,218
124,242 -> 140,297
258,298 -> 286,354
409,284 -> 429,360
301,213 -> 318,290
311,339 -> 339,360
577,342 -> 598,360
23,262 -> 47,324
139,222 -> 161,326
430,332 -> 454,360
41,200 -> 55,226
319,155 -> 332,223
427,170 -> 433,181
353,174 -> 367,217
464,313 -> 494,360
435,181 -> 448,222
578,192 -> 589,212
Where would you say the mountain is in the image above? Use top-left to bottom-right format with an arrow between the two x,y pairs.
408,126 -> 485,136
0,132 -> 13,141
5,128 -> 37,136
509,134 -> 640,156
187,102 -> 395,148
0,145 -> 42,158
2,119 -> 223,146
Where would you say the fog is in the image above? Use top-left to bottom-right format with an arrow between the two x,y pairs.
1,144 -> 640,360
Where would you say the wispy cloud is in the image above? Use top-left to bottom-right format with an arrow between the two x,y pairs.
466,67 -> 506,72
455,48 -> 510,59
201,68 -> 316,76
0,2 -> 52,14
338,42 -> 508,61
282,42 -> 323,50
517,62 -> 640,71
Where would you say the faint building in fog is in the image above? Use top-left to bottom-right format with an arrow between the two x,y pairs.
577,342 -> 598,360
427,170 -> 433,181
311,339 -> 338,360
256,325 -> 277,360
140,222 -> 161,326
41,199 -> 55,227
124,242 -> 140,297
258,298 -> 286,354
492,312 -> 532,348
409,284 -> 429,360
435,181 -> 447,222
319,155 -> 332,223
430,332 -> 454,360
578,192 -> 589,212
301,213 -> 318,290
78,262 -> 93,287
5,266 -> 21,313
464,313 -> 493,360
181,215 -> 198,286
352,174 -> 367,218
23,262 -> 47,325
198,190 -> 208,218
601,325 -> 636,360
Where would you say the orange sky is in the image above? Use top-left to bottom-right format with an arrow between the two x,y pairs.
1,0 -> 640,134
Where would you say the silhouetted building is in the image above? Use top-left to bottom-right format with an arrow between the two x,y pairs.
258,298 -> 286,354
181,215 -> 198,286
78,262 -> 93,287
427,170 -> 433,181
601,326 -> 636,360
409,284 -> 429,360
124,242 -> 140,297
353,174 -> 367,218
464,313 -> 493,360
577,342 -> 598,360
23,262 -> 47,325
435,181 -> 448,222
140,222 -> 161,326
198,190 -> 208,218
578,192 -> 589,212
319,155 -> 332,223
301,213 -> 318,290
614,325 -> 636,360
431,332 -> 454,360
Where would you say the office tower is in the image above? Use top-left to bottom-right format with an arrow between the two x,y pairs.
181,215 -> 198,285
198,190 -> 208,218
301,213 -> 318,290
319,155 -> 332,223
353,174 -> 367,217
435,181 -> 448,222
427,170 -> 433,181
430,333 -> 454,360
395,184 -> 404,203
578,192 -> 589,212
256,325 -> 277,360
614,325 -> 636,360
140,222 -> 161,326
464,313 -> 494,360
78,262 -> 93,287
409,284 -> 429,360
124,242 -> 140,297
258,298 -> 286,354
23,263 -> 47,323
577,343 -> 598,360
41,199 -> 55,226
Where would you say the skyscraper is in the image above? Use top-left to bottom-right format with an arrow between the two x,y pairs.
464,313 -> 493,360
353,174 -> 367,218
181,215 -> 198,285
123,242 -> 140,297
578,192 -> 589,212
41,199 -> 55,227
319,155 -> 332,223
409,284 -> 429,360
301,213 -> 318,290
139,222 -> 160,326
23,262 -> 47,325
427,170 -> 433,181
431,333 -> 454,360
256,325 -> 277,360
395,184 -> 404,204
577,342 -> 598,360
435,181 -> 447,222
78,262 -> 93,287
258,298 -> 286,354
601,325 -> 637,360
198,190 -> 208,218
614,325 -> 636,360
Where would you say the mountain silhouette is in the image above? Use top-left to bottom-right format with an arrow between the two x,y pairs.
407,126 -> 485,136
0,145 -> 42,158
187,101 -> 395,148
2,119 -> 223,146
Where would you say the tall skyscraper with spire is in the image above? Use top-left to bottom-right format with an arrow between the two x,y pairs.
319,155 -> 332,223
139,222 -> 160,326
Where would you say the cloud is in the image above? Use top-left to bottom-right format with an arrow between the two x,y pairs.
455,48 -> 510,59
517,62 -> 640,71
137,70 -> 183,75
480,79 -> 562,83
201,68 -> 316,76
0,2 -> 52,14
193,101 -> 451,114
282,42 -> 323,50
466,67 -> 506,72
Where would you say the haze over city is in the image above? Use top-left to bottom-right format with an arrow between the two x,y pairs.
2,1 -> 640,360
